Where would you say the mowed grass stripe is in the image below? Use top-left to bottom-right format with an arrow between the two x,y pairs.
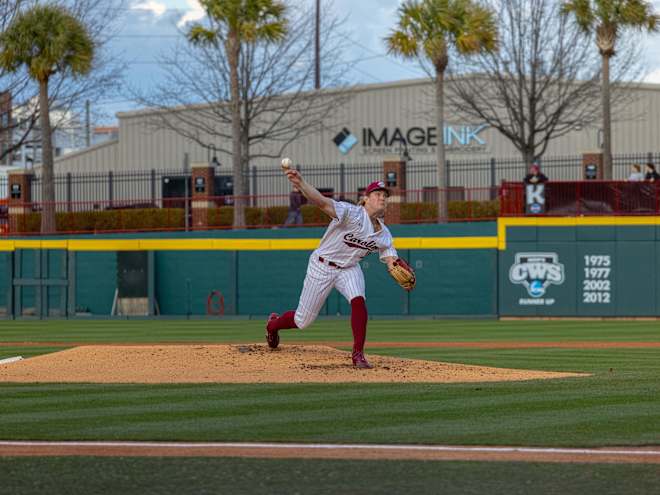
0,324 -> 658,447
1,321 -> 659,494
1,457 -> 659,495
369,347 -> 660,372
1,319 -> 660,343
0,347 -> 73,360
0,369 -> 658,446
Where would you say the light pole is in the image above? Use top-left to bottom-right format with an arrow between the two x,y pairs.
315,0 -> 320,89
207,144 -> 220,169
401,138 -> 412,162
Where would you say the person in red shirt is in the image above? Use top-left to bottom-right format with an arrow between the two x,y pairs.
523,163 -> 548,185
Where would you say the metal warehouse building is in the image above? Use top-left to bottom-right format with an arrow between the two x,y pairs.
46,77 -> 660,203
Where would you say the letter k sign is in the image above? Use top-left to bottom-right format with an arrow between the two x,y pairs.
526,184 -> 545,205
526,184 -> 545,214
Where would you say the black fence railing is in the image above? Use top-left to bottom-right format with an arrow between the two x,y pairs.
0,152 -> 658,206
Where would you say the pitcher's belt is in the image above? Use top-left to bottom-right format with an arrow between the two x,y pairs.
318,256 -> 343,269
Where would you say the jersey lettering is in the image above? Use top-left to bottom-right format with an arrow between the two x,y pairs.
343,233 -> 379,251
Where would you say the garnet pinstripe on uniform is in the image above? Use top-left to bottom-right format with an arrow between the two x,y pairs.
294,200 -> 397,329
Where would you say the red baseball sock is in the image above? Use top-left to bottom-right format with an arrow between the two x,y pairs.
268,310 -> 297,331
351,297 -> 368,353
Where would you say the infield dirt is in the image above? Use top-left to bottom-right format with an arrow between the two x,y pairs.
0,344 -> 586,383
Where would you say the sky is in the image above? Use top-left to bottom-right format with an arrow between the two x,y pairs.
97,0 -> 660,125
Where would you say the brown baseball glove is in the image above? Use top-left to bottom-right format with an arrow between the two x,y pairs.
388,258 -> 416,291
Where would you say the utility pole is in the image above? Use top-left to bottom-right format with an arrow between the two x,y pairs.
315,0 -> 320,89
85,99 -> 91,147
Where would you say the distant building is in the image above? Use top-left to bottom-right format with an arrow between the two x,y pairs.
51,77 -> 660,186
92,126 -> 119,146
11,99 -> 86,168
0,92 -> 11,167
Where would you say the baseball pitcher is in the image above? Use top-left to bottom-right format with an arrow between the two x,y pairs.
266,159 -> 415,369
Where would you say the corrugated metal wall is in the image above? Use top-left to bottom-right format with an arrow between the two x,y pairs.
52,78 -> 660,181
54,139 -> 119,173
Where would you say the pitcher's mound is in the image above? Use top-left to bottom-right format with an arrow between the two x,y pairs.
0,344 -> 586,384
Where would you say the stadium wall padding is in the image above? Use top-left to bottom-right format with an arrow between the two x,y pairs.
0,252 -> 8,312
149,248 -> 497,317
0,222 -> 494,317
499,224 -> 660,317
6,218 -> 660,318
75,252 -> 116,315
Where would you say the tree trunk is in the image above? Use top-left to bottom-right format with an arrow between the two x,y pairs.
601,53 -> 612,180
228,35 -> 245,228
435,70 -> 448,223
241,100 -> 250,202
242,130 -> 250,205
522,149 -> 535,169
38,78 -> 56,234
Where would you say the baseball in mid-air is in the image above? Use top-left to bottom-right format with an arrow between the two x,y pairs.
281,157 -> 292,170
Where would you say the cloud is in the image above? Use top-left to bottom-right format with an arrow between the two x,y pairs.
644,68 -> 660,84
131,0 -> 167,17
176,0 -> 205,28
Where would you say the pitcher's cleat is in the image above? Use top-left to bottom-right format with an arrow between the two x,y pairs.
352,351 -> 372,369
266,313 -> 280,349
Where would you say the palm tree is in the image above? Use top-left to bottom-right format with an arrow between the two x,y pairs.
188,0 -> 288,228
562,0 -> 659,180
386,0 -> 497,222
0,5 -> 93,233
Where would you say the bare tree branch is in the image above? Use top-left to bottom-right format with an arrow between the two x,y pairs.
131,0 -> 352,172
447,0 -> 642,166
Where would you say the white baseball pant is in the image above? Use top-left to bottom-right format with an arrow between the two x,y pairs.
294,254 -> 365,329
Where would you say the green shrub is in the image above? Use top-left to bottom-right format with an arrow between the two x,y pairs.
401,202 -> 437,222
208,207 -> 233,227
9,213 -> 41,233
91,211 -> 118,231
301,204 -> 327,225
401,200 -> 499,222
265,206 -> 289,225
9,208 -> 185,234
115,208 -> 184,230
7,200 -> 500,234
211,205 -> 316,228
448,200 -> 499,219
245,206 -> 264,227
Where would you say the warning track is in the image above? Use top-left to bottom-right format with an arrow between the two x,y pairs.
1,341 -> 659,349
0,441 -> 658,464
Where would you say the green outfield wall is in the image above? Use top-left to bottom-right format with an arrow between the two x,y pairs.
0,223 -> 498,318
3,217 -> 659,319
498,217 -> 660,317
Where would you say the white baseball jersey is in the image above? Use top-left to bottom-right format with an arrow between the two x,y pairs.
294,200 -> 398,329
316,200 -> 398,267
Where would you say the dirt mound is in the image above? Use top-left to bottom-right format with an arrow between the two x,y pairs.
0,344 -> 586,384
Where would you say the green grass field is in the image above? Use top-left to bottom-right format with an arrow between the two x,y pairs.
0,319 -> 659,494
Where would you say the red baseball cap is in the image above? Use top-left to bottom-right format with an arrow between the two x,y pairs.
364,180 -> 390,196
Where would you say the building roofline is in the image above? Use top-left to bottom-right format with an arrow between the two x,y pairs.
115,77 -> 436,119
54,138 -> 118,164
113,75 -> 660,119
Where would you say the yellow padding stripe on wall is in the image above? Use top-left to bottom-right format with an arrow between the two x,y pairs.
497,216 -> 660,250
4,217 -> 660,252
0,236 -> 497,251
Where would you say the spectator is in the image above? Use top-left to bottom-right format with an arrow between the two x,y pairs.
284,185 -> 306,226
628,164 -> 645,181
523,162 -> 548,185
645,163 -> 660,182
